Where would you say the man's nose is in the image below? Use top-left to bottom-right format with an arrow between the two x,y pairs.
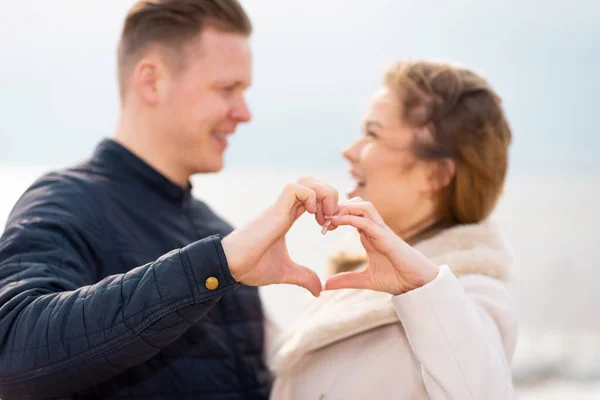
231,97 -> 252,123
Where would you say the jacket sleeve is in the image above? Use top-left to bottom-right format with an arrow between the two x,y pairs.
0,184 -> 238,399
392,265 -> 518,400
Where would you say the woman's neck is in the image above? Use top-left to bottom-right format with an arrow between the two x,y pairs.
396,216 -> 453,246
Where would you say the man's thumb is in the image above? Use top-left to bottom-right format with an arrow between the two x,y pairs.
283,263 -> 322,297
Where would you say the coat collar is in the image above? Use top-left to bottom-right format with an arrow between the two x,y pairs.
271,221 -> 514,373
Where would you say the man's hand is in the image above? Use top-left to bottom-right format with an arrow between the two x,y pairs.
221,177 -> 338,297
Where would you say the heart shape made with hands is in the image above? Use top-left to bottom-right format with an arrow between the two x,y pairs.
221,178 -> 439,297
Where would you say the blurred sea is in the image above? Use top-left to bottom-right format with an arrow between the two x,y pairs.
1,165 -> 599,399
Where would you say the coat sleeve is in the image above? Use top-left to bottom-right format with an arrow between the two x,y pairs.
0,181 -> 238,399
392,265 -> 518,400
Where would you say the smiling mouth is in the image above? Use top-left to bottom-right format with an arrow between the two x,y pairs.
348,174 -> 366,198
211,132 -> 231,151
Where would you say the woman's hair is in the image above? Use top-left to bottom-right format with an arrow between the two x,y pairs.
330,60 -> 512,274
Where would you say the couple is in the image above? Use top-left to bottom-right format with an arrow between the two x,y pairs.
0,0 -> 517,399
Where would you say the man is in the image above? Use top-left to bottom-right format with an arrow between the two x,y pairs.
0,1 -> 337,398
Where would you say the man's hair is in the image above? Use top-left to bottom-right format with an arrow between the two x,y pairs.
117,0 -> 252,98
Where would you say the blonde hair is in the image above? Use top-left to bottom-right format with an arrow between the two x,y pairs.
330,60 -> 512,274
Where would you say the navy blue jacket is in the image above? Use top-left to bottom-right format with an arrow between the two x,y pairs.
0,139 -> 271,399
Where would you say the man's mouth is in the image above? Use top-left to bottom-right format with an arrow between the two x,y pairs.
211,132 -> 232,151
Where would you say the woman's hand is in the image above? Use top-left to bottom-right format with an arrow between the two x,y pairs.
325,198 -> 440,295
221,177 -> 338,297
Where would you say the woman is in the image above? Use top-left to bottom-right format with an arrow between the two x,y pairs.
270,60 -> 518,399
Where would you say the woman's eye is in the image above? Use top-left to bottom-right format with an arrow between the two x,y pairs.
366,130 -> 378,139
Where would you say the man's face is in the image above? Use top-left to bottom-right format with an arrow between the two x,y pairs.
157,28 -> 252,174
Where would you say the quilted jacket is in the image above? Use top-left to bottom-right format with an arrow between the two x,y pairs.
0,139 -> 271,399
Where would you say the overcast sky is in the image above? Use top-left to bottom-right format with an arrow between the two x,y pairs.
0,0 -> 598,177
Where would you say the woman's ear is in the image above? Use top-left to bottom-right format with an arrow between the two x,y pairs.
427,158 -> 455,191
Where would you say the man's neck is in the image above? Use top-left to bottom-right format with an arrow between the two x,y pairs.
113,114 -> 191,188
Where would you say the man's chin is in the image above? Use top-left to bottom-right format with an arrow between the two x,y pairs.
194,157 -> 224,174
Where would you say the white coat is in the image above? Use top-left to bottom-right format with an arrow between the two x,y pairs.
271,221 -> 519,399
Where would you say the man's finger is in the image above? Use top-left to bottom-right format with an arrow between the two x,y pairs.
325,271 -> 371,291
293,205 -> 306,221
280,183 -> 317,215
283,263 -> 322,297
316,202 -> 326,226
297,177 -> 339,218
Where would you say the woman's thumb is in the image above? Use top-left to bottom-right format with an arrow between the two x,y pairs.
325,271 -> 371,291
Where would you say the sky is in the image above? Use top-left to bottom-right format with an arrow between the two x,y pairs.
0,0 -> 598,178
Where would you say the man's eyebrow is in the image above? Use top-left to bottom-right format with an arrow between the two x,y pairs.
214,80 -> 251,88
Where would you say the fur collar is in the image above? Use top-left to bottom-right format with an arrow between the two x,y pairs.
271,220 -> 514,373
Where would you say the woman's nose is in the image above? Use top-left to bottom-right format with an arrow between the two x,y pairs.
342,139 -> 362,162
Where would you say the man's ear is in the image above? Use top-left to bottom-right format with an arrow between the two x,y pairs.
132,53 -> 167,106
427,158 -> 456,192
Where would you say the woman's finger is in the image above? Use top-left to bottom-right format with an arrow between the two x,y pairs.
320,197 -> 364,235
321,218 -> 332,235
328,215 -> 382,238
335,201 -> 384,225
325,271 -> 371,291
343,196 -> 364,204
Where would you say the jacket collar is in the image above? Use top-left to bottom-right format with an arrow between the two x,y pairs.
89,138 -> 192,202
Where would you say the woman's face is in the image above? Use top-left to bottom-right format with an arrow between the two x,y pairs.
343,86 -> 438,236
